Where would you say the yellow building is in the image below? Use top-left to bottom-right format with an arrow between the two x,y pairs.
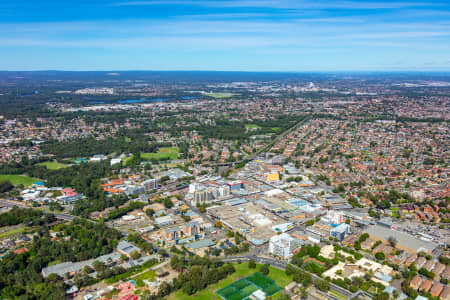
266,172 -> 280,181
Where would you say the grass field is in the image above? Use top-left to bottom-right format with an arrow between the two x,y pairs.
390,207 -> 400,218
0,226 -> 26,239
166,263 -> 292,300
0,174 -> 39,187
133,270 -> 156,281
245,124 -> 262,129
37,161 -> 69,170
141,147 -> 179,161
205,93 -> 234,98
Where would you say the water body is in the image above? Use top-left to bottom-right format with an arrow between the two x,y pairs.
181,96 -> 196,100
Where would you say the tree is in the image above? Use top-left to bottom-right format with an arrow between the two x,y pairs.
249,259 -> 256,269
314,279 -> 330,292
158,281 -> 173,297
120,254 -> 128,262
277,294 -> 291,300
83,265 -> 94,275
92,260 -> 105,273
260,264 -> 270,275
419,268 -> 435,279
130,250 -> 141,260
145,208 -> 155,217
285,264 -> 296,276
0,181 -> 13,193
300,288 -> 308,299
388,236 -> 397,248
359,233 -> 369,242
375,292 -> 390,300
375,252 -> 385,260
163,198 -> 174,208
49,201 -> 63,212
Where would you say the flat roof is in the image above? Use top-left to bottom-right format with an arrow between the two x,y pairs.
185,239 -> 215,250
226,198 -> 248,206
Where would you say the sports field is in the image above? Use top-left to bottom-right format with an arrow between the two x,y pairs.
37,161 -> 69,170
141,147 -> 179,161
0,174 -> 39,187
166,263 -> 291,300
217,272 -> 281,300
245,124 -> 262,129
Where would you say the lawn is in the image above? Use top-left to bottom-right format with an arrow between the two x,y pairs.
48,260 -> 62,266
0,226 -> 27,239
391,207 -> 400,218
133,269 -> 156,281
205,93 -> 234,99
0,174 -> 39,187
245,124 -> 262,129
37,161 -> 69,170
141,147 -> 179,161
166,263 -> 292,300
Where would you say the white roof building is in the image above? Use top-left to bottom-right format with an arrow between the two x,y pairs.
110,158 -> 122,166
268,233 -> 303,260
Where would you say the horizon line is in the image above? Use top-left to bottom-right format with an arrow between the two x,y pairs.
1,69 -> 450,73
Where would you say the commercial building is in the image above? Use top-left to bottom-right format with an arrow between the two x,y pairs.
331,223 -> 350,241
185,239 -> 215,251
188,180 -> 231,205
117,241 -> 141,257
228,181 -> 244,191
269,233 -> 303,259
271,222 -> 294,233
142,178 -> 158,191
162,221 -> 203,244
323,210 -> 344,225
154,215 -> 175,227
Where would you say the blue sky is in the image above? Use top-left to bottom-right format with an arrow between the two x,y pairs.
1,0 -> 449,71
